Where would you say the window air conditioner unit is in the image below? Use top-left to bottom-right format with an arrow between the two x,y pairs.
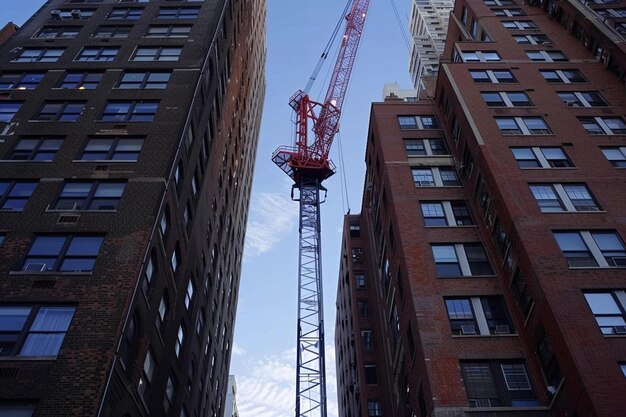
566,101 -> 577,107
461,325 -> 477,335
50,10 -> 62,19
495,324 -> 511,334
71,9 -> 82,19
609,257 -> 626,267
613,325 -> 626,334
25,263 -> 48,272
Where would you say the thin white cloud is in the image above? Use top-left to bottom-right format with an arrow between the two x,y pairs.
244,192 -> 299,258
232,342 -> 247,356
235,346 -> 338,417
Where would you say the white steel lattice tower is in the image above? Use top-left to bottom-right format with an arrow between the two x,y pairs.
408,0 -> 454,89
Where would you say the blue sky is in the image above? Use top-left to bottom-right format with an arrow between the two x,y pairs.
8,1 -> 413,416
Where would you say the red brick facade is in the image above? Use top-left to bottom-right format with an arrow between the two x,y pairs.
335,1 -> 626,416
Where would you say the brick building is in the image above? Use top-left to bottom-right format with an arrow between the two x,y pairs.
0,0 -> 265,416
335,0 -> 626,416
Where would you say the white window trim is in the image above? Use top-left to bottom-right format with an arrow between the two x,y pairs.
406,138 -> 446,156
454,243 -> 473,276
483,91 -> 530,107
412,167 -> 458,187
526,50 -> 567,62
499,117 -> 550,135
559,91 -> 605,107
579,231 -> 610,267
586,117 -> 625,135
515,34 -> 551,45
458,50 -> 501,62
470,297 -> 491,335
503,20 -> 536,30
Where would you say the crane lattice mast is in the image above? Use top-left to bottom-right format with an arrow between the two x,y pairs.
271,1 -> 370,416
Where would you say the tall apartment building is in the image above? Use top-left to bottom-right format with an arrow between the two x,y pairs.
0,1 -> 265,417
336,0 -> 626,416
408,0 -> 453,91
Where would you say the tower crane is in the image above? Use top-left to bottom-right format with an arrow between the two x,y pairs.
271,0 -> 370,416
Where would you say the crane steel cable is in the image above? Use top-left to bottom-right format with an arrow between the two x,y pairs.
304,0 -> 353,94
388,0 -> 411,52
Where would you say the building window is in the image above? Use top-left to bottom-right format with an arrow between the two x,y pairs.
146,25 -> 192,37
553,230 -> 626,267
358,300 -> 369,317
355,273 -> 366,288
583,291 -> 626,335
536,332 -> 563,389
157,293 -> 169,331
185,278 -> 194,309
107,8 -> 143,20
481,91 -> 532,107
514,34 -> 551,44
431,243 -> 493,277
457,50 -> 501,62
557,91 -> 607,107
34,101 -> 84,123
411,167 -> 459,187
22,235 -> 104,272
349,223 -> 360,237
0,181 -> 37,211
398,115 -> 439,129
361,330 -> 373,349
0,305 -> 75,357
493,8 -> 525,16
469,69 -> 516,83
75,47 -> 119,62
171,247 -> 179,273
157,7 -> 201,19
80,137 -> 143,161
0,102 -> 22,122
461,361 -> 538,407
131,46 -> 182,62
100,101 -> 158,122
432,243 -> 493,277
578,116 -> 626,135
526,50 -> 567,62
92,25 -> 132,38
511,268 -> 533,318
495,116 -> 551,135
502,20 -> 537,29
0,405 -> 35,416
12,48 -> 64,63
164,377 -> 176,413
530,183 -> 599,213
511,147 -> 573,168
540,69 -> 587,83
50,9 -> 95,19
0,73 -> 44,90
404,138 -> 448,156
175,324 -> 185,357
142,253 -> 155,294
138,349 -> 156,399
601,147 -> 626,167
53,181 -> 126,211
57,72 -> 103,89
445,297 -> 513,335
485,0 -> 515,5
351,247 -> 363,263
116,71 -> 171,89
367,401 -> 382,416
621,363 -> 626,377
35,26 -> 80,39
7,137 -> 63,161
421,201 -> 473,226
364,364 -> 377,384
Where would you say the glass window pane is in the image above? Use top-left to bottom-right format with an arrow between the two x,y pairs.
30,307 -> 75,331
67,236 -> 103,256
584,293 -> 621,315
554,232 -> 587,251
591,232 -> 625,251
85,139 -> 113,151
94,183 -> 125,197
29,236 -> 66,256
0,307 -> 31,331
433,245 -> 457,262
20,333 -> 65,356
62,183 -> 91,197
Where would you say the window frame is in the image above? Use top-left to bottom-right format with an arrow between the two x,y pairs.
0,73 -> 45,90
495,116 -> 551,135
583,290 -> 626,335
0,101 -> 23,123
75,46 -> 119,62
130,46 -> 182,62
553,230 -> 626,268
461,361 -> 538,407
601,147 -> 626,167
8,137 -> 64,161
445,296 -> 514,336
481,91 -> 533,107
530,183 -> 599,213
578,116 -> 626,135
12,48 -> 65,63
432,243 -> 494,277
56,71 -> 103,89
469,69 -> 516,83
34,101 -> 86,122
115,71 -> 171,89
411,167 -> 460,187
100,101 -> 159,122
0,180 -> 37,211
511,146 -> 573,168
421,200 -> 474,226
0,305 -> 76,357
51,181 -> 126,211
21,234 -> 105,273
